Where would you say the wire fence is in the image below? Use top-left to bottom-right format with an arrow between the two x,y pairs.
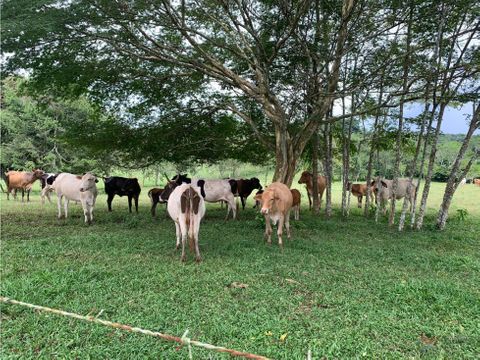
0,296 -> 271,360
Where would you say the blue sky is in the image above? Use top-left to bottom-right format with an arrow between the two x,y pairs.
404,103 -> 478,135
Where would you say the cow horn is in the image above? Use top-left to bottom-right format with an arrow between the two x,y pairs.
163,173 -> 171,183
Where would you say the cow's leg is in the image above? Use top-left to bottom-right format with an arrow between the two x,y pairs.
26,188 -> 30,202
134,195 -> 139,213
264,215 -> 272,244
6,187 -> 10,200
193,220 -> 202,262
21,188 -> 25,202
57,195 -> 63,219
277,214 -> 285,248
179,219 -> 188,262
107,193 -> 114,212
128,195 -> 133,213
307,191 -> 312,210
81,199 -> 90,225
358,195 -> 362,208
151,201 -> 158,217
174,222 -> 181,250
295,205 -> 299,220
285,210 -> 291,239
64,199 -> 70,219
241,196 -> 246,210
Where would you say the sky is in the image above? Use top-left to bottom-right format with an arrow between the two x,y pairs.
404,102 -> 479,135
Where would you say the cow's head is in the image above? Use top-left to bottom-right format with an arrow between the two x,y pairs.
160,180 -> 178,202
172,174 -> 191,185
32,169 -> 45,179
345,181 -> 352,190
79,173 -> 98,192
298,171 -> 312,185
258,188 -> 277,215
250,177 -> 262,190
370,179 -> 387,192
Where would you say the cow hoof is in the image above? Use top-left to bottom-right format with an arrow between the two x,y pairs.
195,256 -> 202,263
181,255 -> 187,262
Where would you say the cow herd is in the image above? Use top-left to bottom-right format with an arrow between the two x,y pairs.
4,169 -> 479,261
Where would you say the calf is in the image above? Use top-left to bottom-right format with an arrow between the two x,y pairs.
167,174 -> 237,220
53,172 -> 98,224
371,178 -> 417,214
40,173 -> 58,204
298,171 -> 326,210
290,189 -> 301,220
148,187 -> 165,217
104,176 -> 141,213
474,179 -> 480,186
254,182 -> 293,247
167,183 -> 206,262
5,169 -> 45,202
346,182 -> 374,208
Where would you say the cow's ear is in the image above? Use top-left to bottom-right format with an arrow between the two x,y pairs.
381,181 -> 387,188
95,179 -> 99,183
192,194 -> 201,214
181,193 -> 188,213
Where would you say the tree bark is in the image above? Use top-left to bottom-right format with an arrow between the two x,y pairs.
436,103 -> 480,229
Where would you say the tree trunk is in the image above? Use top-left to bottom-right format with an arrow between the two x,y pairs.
365,70 -> 385,216
312,129 -> 320,214
436,103 -> 479,230
272,123 -> 297,186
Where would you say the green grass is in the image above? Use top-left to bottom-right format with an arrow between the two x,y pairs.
1,180 -> 479,359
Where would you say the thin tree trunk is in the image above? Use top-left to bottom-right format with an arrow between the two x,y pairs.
436,103 -> 480,229
389,2 -> 413,226
398,88 -> 430,231
364,70 -> 385,216
312,129 -> 320,214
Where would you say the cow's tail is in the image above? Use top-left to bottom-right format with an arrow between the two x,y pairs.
188,200 -> 195,253
148,189 -> 153,205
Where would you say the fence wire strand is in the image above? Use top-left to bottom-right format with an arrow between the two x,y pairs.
0,296 -> 271,360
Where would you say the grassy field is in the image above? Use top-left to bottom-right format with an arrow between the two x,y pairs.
1,178 -> 479,359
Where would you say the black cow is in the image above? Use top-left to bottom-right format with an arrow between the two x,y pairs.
104,176 -> 141,213
234,177 -> 262,210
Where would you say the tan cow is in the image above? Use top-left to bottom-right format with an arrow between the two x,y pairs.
5,169 -> 45,202
254,182 -> 293,247
298,171 -> 326,210
474,179 -> 480,186
290,189 -> 301,220
53,172 -> 98,224
346,182 -> 374,208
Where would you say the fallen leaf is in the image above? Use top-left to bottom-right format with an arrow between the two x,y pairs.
279,333 -> 288,342
420,333 -> 437,345
228,282 -> 248,289
285,278 -> 301,285
265,331 -> 273,336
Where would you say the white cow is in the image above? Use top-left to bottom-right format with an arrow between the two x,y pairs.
53,173 -> 98,224
459,178 -> 467,186
372,178 -> 417,214
167,183 -> 206,262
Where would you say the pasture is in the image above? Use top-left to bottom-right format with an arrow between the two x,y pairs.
1,179 -> 479,359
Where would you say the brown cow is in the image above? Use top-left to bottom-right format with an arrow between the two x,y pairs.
148,188 -> 165,217
298,171 -> 326,210
346,182 -> 374,208
290,189 -> 301,220
5,169 -> 45,202
254,182 -> 293,247
474,179 -> 480,186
